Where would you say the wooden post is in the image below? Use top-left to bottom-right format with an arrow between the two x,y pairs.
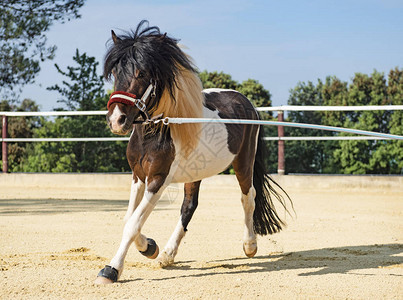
277,111 -> 285,175
2,115 -> 8,173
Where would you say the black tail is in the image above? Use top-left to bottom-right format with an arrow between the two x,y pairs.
253,126 -> 292,235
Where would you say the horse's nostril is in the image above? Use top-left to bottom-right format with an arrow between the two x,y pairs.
118,114 -> 127,125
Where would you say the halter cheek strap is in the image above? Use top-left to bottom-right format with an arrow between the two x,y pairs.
107,83 -> 156,120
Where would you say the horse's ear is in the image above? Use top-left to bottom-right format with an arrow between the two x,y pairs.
111,30 -> 121,44
160,32 -> 167,40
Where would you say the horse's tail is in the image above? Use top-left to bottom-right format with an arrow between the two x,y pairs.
252,126 -> 292,235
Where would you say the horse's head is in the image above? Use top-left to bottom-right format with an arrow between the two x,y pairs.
104,20 -> 197,135
104,28 -> 159,135
105,60 -> 157,135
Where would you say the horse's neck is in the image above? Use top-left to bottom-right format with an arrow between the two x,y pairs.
131,123 -> 172,148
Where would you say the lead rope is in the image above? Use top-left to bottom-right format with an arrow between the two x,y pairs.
155,117 -> 403,140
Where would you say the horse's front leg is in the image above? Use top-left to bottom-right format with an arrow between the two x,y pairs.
95,177 -> 169,284
157,180 -> 201,267
124,178 -> 145,224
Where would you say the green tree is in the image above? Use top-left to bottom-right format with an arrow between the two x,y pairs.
332,71 -> 393,174
238,78 -> 273,120
0,0 -> 85,97
238,79 -> 272,108
287,68 -> 402,175
199,71 -> 273,110
199,71 -> 238,90
382,68 -> 403,174
48,49 -> 105,111
320,76 -> 349,173
285,80 -> 334,173
24,50 -> 129,172
322,76 -> 349,127
0,99 -> 41,172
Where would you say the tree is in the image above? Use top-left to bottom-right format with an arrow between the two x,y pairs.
320,76 -> 349,173
23,50 -> 129,172
286,68 -> 402,175
47,49 -> 106,111
199,71 -> 238,90
0,0 -> 85,97
238,78 -> 273,121
238,79 -> 272,108
285,80 -> 334,173
382,68 -> 403,174
199,71 -> 272,110
332,71 -> 393,174
0,99 -> 41,172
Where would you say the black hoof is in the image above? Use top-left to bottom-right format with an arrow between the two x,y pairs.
97,265 -> 118,283
139,238 -> 159,259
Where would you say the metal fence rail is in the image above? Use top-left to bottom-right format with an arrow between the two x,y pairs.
2,105 -> 403,116
2,105 -> 403,174
257,105 -> 403,111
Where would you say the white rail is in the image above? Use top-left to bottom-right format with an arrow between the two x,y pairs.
1,105 -> 403,116
2,105 -> 402,174
1,111 -> 107,117
2,137 -> 129,142
1,105 -> 403,142
256,105 -> 403,112
263,136 -> 392,141
2,136 -> 394,142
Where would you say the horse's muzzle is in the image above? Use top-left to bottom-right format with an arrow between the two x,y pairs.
106,110 -> 132,135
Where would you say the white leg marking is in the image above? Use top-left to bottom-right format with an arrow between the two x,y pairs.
242,186 -> 257,256
242,126 -> 259,257
124,179 -> 145,224
108,187 -> 165,277
157,219 -> 186,267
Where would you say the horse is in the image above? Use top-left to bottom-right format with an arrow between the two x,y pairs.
95,20 -> 290,284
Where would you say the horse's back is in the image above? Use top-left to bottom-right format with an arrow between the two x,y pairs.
203,88 -> 259,121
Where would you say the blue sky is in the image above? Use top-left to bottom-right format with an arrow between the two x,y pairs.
21,0 -> 403,110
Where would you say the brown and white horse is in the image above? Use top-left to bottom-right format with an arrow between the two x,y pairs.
95,20 -> 290,284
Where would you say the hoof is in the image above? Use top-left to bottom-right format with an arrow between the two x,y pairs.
95,265 -> 118,284
156,251 -> 174,268
139,238 -> 159,259
243,243 -> 258,258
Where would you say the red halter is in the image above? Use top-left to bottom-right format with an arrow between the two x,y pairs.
107,91 -> 144,110
107,83 -> 155,120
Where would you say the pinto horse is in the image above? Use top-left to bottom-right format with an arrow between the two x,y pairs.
95,20 -> 290,284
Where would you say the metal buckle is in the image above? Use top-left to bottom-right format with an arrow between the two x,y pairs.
134,99 -> 147,112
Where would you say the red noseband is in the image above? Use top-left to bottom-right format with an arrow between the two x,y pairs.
107,82 -> 155,120
107,91 -> 139,110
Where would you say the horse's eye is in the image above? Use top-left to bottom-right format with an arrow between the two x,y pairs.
137,71 -> 144,79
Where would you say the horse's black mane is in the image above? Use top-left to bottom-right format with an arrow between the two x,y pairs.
104,20 -> 198,99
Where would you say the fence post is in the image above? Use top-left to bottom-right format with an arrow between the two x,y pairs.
2,115 -> 8,173
277,111 -> 285,175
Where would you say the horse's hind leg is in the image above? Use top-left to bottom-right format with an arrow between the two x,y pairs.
234,161 -> 257,257
232,128 -> 259,258
157,180 -> 201,267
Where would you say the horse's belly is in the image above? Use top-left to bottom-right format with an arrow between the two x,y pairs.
170,115 -> 235,183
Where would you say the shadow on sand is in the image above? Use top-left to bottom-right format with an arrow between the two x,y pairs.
120,243 -> 402,283
0,198 -> 176,215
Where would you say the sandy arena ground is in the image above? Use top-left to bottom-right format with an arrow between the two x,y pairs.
0,175 -> 402,299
